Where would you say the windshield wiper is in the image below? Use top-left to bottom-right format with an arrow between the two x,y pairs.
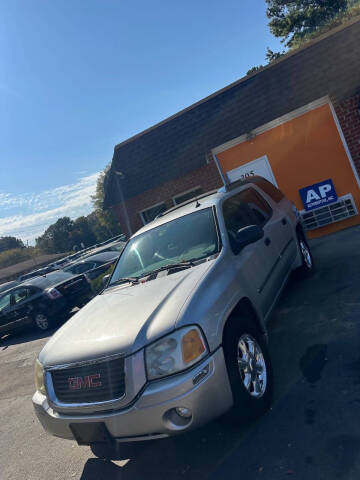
109,276 -> 139,287
108,261 -> 195,287
140,261 -> 195,278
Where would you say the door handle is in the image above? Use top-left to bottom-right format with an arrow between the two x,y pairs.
264,237 -> 271,246
281,218 -> 287,226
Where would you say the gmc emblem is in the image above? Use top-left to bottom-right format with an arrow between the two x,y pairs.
68,373 -> 102,390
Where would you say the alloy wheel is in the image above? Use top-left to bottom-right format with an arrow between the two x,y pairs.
237,334 -> 267,398
35,313 -> 49,330
300,240 -> 312,269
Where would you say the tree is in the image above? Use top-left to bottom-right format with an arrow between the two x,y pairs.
247,65 -> 265,75
246,48 -> 284,76
86,211 -> 114,242
36,217 -> 74,253
91,165 -> 122,240
266,0 -> 348,48
70,216 -> 97,249
34,168 -> 122,254
265,47 -> 284,62
0,236 -> 24,253
33,167 -> 123,255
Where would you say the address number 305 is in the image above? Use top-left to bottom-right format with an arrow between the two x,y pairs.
240,170 -> 255,180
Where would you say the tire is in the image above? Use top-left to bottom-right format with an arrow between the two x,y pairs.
296,233 -> 314,278
33,312 -> 51,331
223,319 -> 273,423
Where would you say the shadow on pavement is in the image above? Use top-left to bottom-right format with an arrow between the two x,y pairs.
80,459 -> 123,479
0,308 -> 80,348
78,414 -> 258,480
0,328 -> 55,348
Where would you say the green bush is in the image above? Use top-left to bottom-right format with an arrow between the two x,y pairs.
0,247 -> 47,269
0,249 -> 34,268
91,264 -> 115,294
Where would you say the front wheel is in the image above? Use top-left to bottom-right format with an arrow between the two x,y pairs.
33,312 -> 50,331
224,322 -> 273,423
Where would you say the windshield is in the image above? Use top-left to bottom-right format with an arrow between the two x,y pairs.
109,208 -> 219,283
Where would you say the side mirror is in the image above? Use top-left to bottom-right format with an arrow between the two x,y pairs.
235,225 -> 264,251
102,274 -> 111,288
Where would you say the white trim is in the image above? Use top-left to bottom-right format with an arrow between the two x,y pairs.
226,155 -> 278,186
212,96 -> 330,155
328,100 -> 360,191
139,201 -> 166,225
172,186 -> 202,205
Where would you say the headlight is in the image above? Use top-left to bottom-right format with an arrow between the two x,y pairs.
34,359 -> 46,394
145,326 -> 207,380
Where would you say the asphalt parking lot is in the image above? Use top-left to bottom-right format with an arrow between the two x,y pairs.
1,226 -> 360,480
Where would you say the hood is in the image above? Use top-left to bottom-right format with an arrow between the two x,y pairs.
39,261 -> 213,366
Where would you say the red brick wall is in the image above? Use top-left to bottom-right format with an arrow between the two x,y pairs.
114,92 -> 360,237
113,157 -> 222,235
333,92 -> 360,176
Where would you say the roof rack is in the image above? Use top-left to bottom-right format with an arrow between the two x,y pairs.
224,175 -> 264,192
153,176 -> 269,221
155,189 -> 219,220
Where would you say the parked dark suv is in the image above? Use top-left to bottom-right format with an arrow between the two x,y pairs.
0,271 -> 93,336
62,251 -> 120,281
17,266 -> 57,282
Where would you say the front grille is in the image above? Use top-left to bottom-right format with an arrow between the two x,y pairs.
57,275 -> 90,300
51,357 -> 125,404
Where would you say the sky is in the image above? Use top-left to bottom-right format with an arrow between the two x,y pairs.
0,0 -> 282,244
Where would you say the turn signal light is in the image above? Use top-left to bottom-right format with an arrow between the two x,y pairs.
181,328 -> 205,364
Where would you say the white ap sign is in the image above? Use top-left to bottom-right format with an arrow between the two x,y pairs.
299,179 -> 338,211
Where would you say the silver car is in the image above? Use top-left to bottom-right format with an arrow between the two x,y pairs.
33,176 -> 313,458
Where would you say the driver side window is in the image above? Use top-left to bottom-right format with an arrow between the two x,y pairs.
12,287 -> 31,304
223,193 -> 255,254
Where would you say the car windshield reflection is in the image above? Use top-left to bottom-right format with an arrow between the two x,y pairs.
109,208 -> 220,283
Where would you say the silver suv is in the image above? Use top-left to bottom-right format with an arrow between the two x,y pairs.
33,176 -> 313,457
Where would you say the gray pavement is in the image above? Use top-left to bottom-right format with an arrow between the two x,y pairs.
1,226 -> 360,479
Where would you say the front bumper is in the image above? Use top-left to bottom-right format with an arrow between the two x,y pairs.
32,348 -> 233,443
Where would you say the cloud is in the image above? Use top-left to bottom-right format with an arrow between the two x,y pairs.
0,172 -> 100,244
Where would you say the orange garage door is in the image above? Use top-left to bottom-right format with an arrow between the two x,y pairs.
213,100 -> 360,238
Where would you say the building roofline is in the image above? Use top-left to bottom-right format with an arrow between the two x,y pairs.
113,16 -> 360,154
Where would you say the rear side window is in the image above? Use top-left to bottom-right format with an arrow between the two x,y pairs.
71,263 -> 94,274
239,188 -> 272,226
252,177 -> 284,203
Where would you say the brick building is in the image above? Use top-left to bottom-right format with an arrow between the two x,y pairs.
104,19 -> 360,238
